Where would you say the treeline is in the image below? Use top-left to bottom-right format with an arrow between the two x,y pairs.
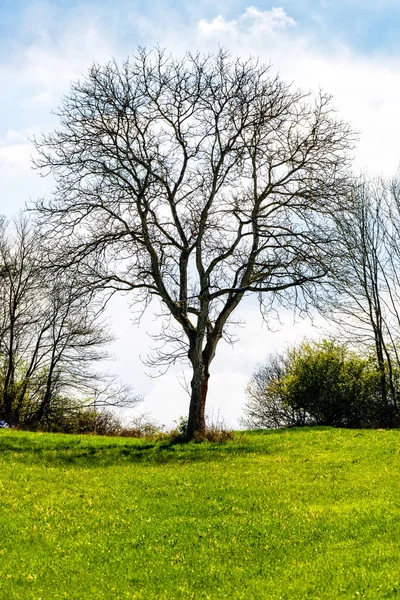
0,216 -> 139,431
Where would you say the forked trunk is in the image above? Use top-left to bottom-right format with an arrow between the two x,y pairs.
186,363 -> 210,440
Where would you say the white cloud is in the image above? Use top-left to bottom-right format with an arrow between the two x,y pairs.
22,25 -> 115,105
3,129 -> 33,144
198,6 -> 296,37
195,8 -> 400,177
122,5 -> 400,176
0,8 -> 117,129
0,144 -> 32,176
0,8 -> 120,210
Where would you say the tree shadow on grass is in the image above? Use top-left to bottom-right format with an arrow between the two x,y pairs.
0,430 -> 273,468
0,427 -> 342,469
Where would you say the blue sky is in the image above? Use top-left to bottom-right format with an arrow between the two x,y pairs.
1,0 -> 400,57
1,0 -> 400,425
1,0 -> 399,191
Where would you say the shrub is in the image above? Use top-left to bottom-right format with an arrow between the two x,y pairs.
35,396 -> 123,435
118,414 -> 165,438
242,354 -> 308,429
242,340 -> 393,429
281,341 -> 378,427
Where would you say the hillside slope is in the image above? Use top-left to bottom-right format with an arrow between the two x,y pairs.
0,428 -> 399,599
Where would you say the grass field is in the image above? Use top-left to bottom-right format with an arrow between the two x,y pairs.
1,427 -> 400,599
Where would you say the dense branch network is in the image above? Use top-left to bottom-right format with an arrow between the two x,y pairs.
34,48 -> 355,436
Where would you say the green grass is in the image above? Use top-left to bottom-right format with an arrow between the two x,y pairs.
1,428 -> 400,599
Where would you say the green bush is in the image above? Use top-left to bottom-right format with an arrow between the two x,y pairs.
243,340 -> 393,429
281,341 -> 379,427
242,354 -> 308,429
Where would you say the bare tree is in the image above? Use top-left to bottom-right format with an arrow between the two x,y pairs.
0,216 -> 44,424
33,48 -> 355,438
0,216 -> 138,426
241,356 -> 308,429
328,176 -> 400,422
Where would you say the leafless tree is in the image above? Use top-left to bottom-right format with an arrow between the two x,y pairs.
328,176 -> 400,421
0,216 -> 44,424
241,357 -> 308,429
33,48 -> 355,438
0,216 -> 138,426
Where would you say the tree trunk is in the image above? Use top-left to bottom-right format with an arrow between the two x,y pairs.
186,362 -> 209,439
374,335 -> 388,406
34,367 -> 56,426
3,362 -> 15,425
2,389 -> 14,425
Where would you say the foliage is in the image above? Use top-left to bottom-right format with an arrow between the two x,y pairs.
0,354 -> 140,433
282,340 -> 378,427
1,428 -> 400,598
242,340 -> 394,429
243,354 -> 308,429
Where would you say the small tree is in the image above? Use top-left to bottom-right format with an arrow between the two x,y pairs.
34,48 -> 355,438
242,355 -> 307,429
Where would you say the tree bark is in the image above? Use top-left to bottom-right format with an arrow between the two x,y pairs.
187,361 -> 209,439
3,358 -> 15,425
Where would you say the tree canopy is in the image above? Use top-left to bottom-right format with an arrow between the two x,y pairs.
34,48 -> 356,438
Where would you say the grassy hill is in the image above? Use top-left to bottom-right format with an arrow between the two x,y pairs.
1,427 -> 400,599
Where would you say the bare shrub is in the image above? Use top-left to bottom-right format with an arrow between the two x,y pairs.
118,413 -> 165,438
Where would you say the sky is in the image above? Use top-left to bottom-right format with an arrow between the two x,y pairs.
1,0 -> 400,428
